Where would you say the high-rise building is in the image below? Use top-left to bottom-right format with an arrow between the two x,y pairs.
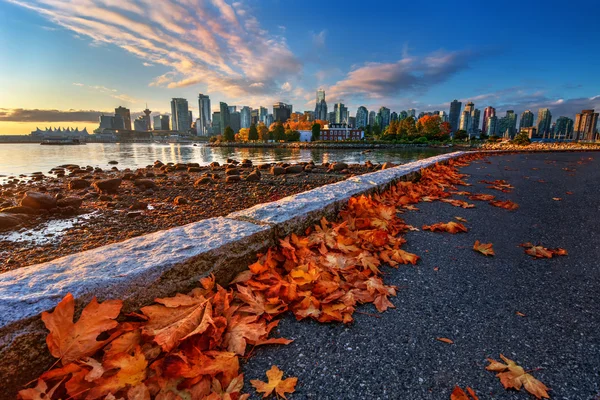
348,116 -> 356,128
141,105 -> 152,131
368,111 -> 376,126
391,111 -> 398,122
259,107 -> 268,123
114,106 -> 131,130
356,106 -> 369,128
328,111 -> 335,122
482,107 -> 496,135
407,109 -> 416,118
487,115 -> 498,136
133,116 -> 148,132
273,102 -> 292,122
153,115 -> 170,130
519,110 -> 534,129
304,111 -> 314,121
471,109 -> 481,135
250,109 -> 259,125
228,105 -> 237,114
170,98 -> 190,133
498,110 -> 517,138
198,94 -> 211,136
536,108 -> 552,139
219,102 -> 231,134
314,89 -> 328,121
399,110 -> 408,120
334,103 -> 348,124
212,112 -> 221,135
449,100 -> 462,133
230,111 -> 241,133
464,102 -> 474,114
377,107 -> 391,129
188,111 -> 193,129
573,109 -> 599,141
240,106 -> 251,129
459,111 -> 471,132
554,116 -> 574,140
438,111 -> 448,123
265,114 -> 274,127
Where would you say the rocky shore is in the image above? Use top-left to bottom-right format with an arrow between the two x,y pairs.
0,158 -> 392,272
208,141 -> 448,149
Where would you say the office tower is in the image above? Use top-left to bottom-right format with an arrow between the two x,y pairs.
133,116 -> 148,131
471,109 -> 481,134
482,107 -> 496,135
459,111 -> 471,131
376,107 -> 391,129
487,115 -> 498,136
114,106 -> 131,130
230,111 -> 241,133
228,105 -> 237,114
265,114 -> 274,127
212,112 -> 221,135
314,89 -> 328,121
554,116 -> 574,140
219,102 -> 230,134
399,110 -> 408,120
334,103 -> 348,124
188,111 -> 193,128
170,98 -> 190,133
368,111 -> 376,126
197,94 -> 211,136
153,115 -> 170,130
449,100 -> 462,133
573,109 -> 599,141
259,106 -> 268,123
317,89 -> 325,102
520,110 -> 534,129
438,111 -> 448,122
240,106 -> 251,129
304,111 -> 314,121
407,109 -> 416,118
464,102 -> 474,113
328,111 -> 335,122
498,110 -> 517,138
391,112 -> 398,122
356,106 -> 369,128
250,109 -> 259,125
273,102 -> 292,122
536,108 -> 552,139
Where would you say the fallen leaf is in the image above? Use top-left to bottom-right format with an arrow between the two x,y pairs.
423,221 -> 468,234
489,200 -> 519,210
250,365 -> 297,399
450,385 -> 479,400
486,354 -> 550,399
436,337 -> 454,344
552,198 -> 561,201
516,311 -> 526,317
455,217 -> 468,222
473,241 -> 495,256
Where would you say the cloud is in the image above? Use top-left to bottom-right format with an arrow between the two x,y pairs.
328,50 -> 474,100
71,82 -> 139,104
312,30 -> 327,47
0,108 -> 106,122
8,0 -> 302,102
281,82 -> 292,91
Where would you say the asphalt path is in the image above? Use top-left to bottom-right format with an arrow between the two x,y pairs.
242,152 -> 600,400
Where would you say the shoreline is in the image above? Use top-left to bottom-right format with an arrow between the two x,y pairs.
208,141 -> 459,149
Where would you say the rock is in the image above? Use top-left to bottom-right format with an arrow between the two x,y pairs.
0,206 -> 39,215
0,213 -> 24,230
187,167 -> 202,173
174,163 -> 188,171
133,179 -> 157,190
271,166 -> 285,176
122,173 -> 135,180
285,165 -> 304,174
245,172 -> 260,182
173,196 -> 188,205
20,191 -> 57,210
99,195 -> 113,201
226,158 -> 238,164
145,172 -> 155,178
225,168 -> 240,176
226,175 -> 241,183
126,211 -> 143,218
57,197 -> 83,209
331,162 -> 348,171
129,200 -> 148,210
108,160 -> 118,165
187,163 -> 200,168
210,162 -> 220,168
304,166 -> 313,173
92,178 -> 122,194
195,177 -> 214,185
381,162 -> 396,170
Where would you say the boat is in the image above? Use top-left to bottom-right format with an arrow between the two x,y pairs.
40,138 -> 84,145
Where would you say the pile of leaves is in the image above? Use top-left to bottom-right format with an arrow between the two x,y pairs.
20,154 -> 529,400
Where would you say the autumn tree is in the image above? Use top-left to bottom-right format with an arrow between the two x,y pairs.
454,130 -> 468,141
285,129 -> 300,142
272,122 -> 286,142
440,121 -> 452,138
417,115 -> 443,140
248,124 -> 258,141
237,128 -> 250,141
257,123 -> 269,141
399,117 -> 417,137
223,126 -> 235,142
311,123 -> 321,141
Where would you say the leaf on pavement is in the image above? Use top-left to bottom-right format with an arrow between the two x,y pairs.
250,365 -> 297,399
486,354 -> 550,399
423,221 -> 468,234
489,200 -> 519,210
450,385 -> 479,400
436,337 -> 454,344
473,241 -> 495,256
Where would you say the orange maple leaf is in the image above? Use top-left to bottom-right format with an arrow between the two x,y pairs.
486,354 -> 550,399
86,346 -> 148,399
450,385 -> 479,400
250,365 -> 297,399
41,293 -> 122,364
423,221 -> 468,234
468,193 -> 495,201
473,241 -> 494,256
489,200 -> 519,210
18,379 -> 63,400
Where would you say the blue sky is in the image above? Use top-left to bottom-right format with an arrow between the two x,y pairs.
1,0 -> 599,133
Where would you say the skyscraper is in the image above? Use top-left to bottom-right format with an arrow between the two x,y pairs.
573,109 -> 599,141
482,106 -> 496,135
240,106 -> 251,129
390,112 -> 398,122
407,109 -> 416,118
334,103 -> 348,123
487,116 -> 498,136
259,107 -> 268,123
368,111 -> 376,126
399,110 -> 408,120
498,110 -> 517,138
273,102 -> 292,122
554,116 -> 574,140
536,108 -> 552,139
188,111 -> 193,129
212,112 -> 221,135
355,106 -> 369,128
449,100 -> 462,133
219,102 -> 230,134
464,102 -> 474,114
170,98 -> 190,133
198,94 -> 211,136
114,106 -> 131,130
471,109 -> 481,135
519,110 -> 534,129
230,111 -> 241,133
459,111 -> 471,132
153,115 -> 169,130
314,89 -> 328,121
377,107 -> 391,129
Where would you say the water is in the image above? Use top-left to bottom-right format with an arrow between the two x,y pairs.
0,143 -> 453,178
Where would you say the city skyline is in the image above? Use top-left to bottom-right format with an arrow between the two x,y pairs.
1,0 -> 600,134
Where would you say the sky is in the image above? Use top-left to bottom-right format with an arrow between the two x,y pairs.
1,0 -> 599,134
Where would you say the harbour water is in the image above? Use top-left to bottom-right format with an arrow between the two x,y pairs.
0,142 -> 453,178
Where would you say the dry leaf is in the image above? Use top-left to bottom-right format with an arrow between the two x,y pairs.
250,365 -> 297,399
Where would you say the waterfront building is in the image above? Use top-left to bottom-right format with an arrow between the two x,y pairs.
142,106 -> 152,131
265,114 -> 274,127
320,123 -> 364,141
521,127 -> 537,138
536,108 -> 552,139
356,106 -> 369,128
378,107 -> 391,129
219,102 -> 230,134
438,111 -> 448,123
449,100 -> 462,133
391,112 -> 398,122
212,111 -> 221,135
399,110 -> 408,120
407,109 -> 416,118
230,111 -> 241,133
115,106 -> 131,130
240,106 -> 251,129
471,109 -> 481,135
459,111 -> 471,132
198,94 -> 211,136
486,115 -> 498,136
554,116 -> 574,140
259,107 -> 268,123
153,115 -> 170,130
482,107 -> 496,135
573,109 -> 599,141
334,103 -> 348,124
30,127 -> 90,138
348,116 -> 356,128
519,110 -> 534,129
368,111 -> 376,126
273,102 -> 292,122
133,116 -> 149,132
314,89 -> 328,121
188,111 -> 193,128
251,109 -> 259,125
170,98 -> 190,133
498,110 -> 517,138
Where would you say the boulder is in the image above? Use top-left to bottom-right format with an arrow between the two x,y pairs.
108,160 -> 119,165
245,173 -> 260,182
330,162 -> 348,171
285,165 -> 304,174
195,177 -> 214,185
57,197 -> 83,209
173,196 -> 188,205
225,168 -> 240,176
20,191 -> 57,210
0,213 -> 23,230
0,206 -> 39,215
187,163 -> 200,168
226,175 -> 241,183
133,179 -> 157,190
271,166 -> 285,176
187,167 -> 203,173
258,163 -> 271,170
92,178 -> 122,194
210,162 -> 220,168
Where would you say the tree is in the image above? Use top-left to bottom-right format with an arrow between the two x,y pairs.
257,123 -> 269,141
248,124 -> 258,141
223,126 -> 235,142
512,133 -> 531,145
372,124 -> 382,137
364,125 -> 372,138
454,130 -> 468,141
272,122 -> 285,142
399,117 -> 417,138
311,123 -> 321,141
285,129 -> 300,142
417,115 -> 442,139
440,121 -> 452,138
237,128 -> 250,141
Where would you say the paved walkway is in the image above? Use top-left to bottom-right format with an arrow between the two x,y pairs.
243,152 -> 600,399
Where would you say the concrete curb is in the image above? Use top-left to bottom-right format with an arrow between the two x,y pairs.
0,150 -> 465,398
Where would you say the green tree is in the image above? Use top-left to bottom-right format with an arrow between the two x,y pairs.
454,130 -> 468,141
364,125 -> 372,138
248,124 -> 258,141
399,117 -> 417,138
311,122 -> 321,141
272,122 -> 285,142
512,133 -> 531,145
372,124 -> 382,137
223,126 -> 235,142
285,129 -> 300,142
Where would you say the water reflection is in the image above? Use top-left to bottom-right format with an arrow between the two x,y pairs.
0,143 -> 453,177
